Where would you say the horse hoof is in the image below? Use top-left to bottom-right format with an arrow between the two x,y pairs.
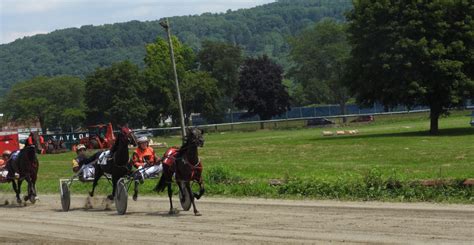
194,212 -> 202,216
104,203 -> 111,211
85,203 -> 93,209
16,198 -> 22,204
169,209 -> 179,215
193,193 -> 201,200
107,195 -> 114,201
89,192 -> 94,197
4,200 -> 9,205
84,196 -> 93,209
23,196 -> 29,202
133,193 -> 138,202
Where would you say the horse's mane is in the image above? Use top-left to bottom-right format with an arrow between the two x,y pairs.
111,131 -> 131,166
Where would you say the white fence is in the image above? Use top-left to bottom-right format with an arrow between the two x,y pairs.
137,108 -> 437,136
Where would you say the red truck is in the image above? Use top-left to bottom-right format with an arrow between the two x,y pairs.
0,132 -> 20,154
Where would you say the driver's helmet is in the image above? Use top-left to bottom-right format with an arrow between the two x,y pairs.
2,150 -> 12,159
76,144 -> 87,152
137,136 -> 149,144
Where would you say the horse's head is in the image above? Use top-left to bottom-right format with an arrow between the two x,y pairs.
29,132 -> 43,153
119,126 -> 137,147
110,126 -> 136,167
185,128 -> 205,147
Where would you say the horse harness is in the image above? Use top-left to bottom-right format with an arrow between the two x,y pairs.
161,147 -> 203,183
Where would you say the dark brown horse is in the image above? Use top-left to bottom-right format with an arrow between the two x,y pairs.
8,144 -> 39,204
89,127 -> 136,200
155,128 -> 205,216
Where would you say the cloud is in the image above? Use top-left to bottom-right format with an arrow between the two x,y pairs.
1,0 -> 66,14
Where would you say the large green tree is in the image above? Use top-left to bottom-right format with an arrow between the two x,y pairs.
346,0 -> 474,134
198,41 -> 243,108
289,19 -> 351,120
84,61 -> 148,127
2,76 -> 85,133
144,36 -> 221,125
181,71 -> 221,124
234,55 -> 291,125
143,36 -> 196,126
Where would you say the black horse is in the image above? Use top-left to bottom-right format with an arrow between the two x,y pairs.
155,128 -> 205,216
89,127 -> 136,200
8,144 -> 40,204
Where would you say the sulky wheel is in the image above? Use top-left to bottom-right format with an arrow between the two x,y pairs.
115,178 -> 128,215
178,181 -> 192,211
60,182 -> 70,211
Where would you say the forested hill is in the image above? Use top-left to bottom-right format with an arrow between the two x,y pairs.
0,0 -> 352,95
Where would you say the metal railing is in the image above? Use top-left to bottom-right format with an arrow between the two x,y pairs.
138,108 -> 435,136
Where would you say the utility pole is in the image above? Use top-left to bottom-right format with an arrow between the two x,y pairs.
160,18 -> 186,141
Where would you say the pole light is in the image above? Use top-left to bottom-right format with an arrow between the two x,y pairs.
160,18 -> 187,142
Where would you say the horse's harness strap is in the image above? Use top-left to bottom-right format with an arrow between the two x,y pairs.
183,157 -> 200,168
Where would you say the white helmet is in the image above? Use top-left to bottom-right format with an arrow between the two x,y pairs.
137,136 -> 149,144
76,144 -> 87,151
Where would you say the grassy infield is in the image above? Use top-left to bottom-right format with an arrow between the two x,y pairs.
1,111 -> 473,203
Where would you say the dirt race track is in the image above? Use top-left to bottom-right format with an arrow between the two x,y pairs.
0,195 -> 473,244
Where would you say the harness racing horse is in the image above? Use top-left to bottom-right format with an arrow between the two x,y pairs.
89,127 -> 136,200
8,140 -> 41,204
155,128 -> 205,216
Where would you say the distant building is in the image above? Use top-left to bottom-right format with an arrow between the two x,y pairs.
1,118 -> 42,133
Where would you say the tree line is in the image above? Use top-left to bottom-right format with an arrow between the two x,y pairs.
0,0 -> 352,94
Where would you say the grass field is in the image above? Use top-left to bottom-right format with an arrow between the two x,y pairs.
1,111 -> 473,202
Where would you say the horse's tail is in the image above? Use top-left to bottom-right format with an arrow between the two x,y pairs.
154,173 -> 167,193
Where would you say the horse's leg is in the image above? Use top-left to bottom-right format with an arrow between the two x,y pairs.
32,174 -> 38,199
167,182 -> 177,215
109,175 -> 117,200
26,176 -> 32,201
18,179 -> 24,203
25,176 -> 36,203
11,180 -> 21,204
32,180 -> 37,201
187,182 -> 200,216
194,182 -> 205,200
89,166 -> 102,197
32,161 -> 38,199
133,180 -> 139,201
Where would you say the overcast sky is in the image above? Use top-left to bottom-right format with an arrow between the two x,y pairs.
0,0 -> 275,44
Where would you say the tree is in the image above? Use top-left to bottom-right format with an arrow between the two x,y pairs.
198,40 -> 243,109
181,71 -> 221,124
84,61 -> 148,128
144,36 -> 223,125
2,76 -> 85,133
289,19 -> 351,121
143,36 -> 197,126
346,1 -> 474,134
234,55 -> 291,127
